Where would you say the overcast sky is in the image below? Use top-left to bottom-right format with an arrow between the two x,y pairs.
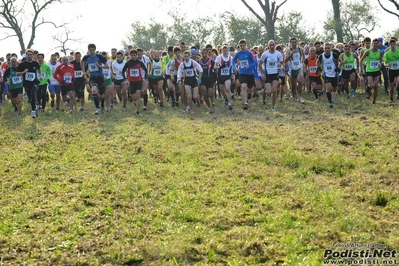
0,0 -> 397,57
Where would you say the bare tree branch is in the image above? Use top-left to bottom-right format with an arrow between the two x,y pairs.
240,0 -> 267,25
377,0 -> 399,18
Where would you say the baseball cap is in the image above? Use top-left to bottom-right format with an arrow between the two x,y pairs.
378,37 -> 383,42
190,49 -> 197,54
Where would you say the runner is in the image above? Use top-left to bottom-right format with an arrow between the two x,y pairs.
37,53 -> 52,111
285,37 -> 305,103
199,48 -> 216,113
111,51 -> 127,109
17,49 -> 42,118
3,57 -> 23,116
304,47 -> 322,100
339,44 -> 359,98
215,45 -> 234,111
53,56 -> 75,114
148,51 -> 164,107
101,51 -> 114,112
318,43 -> 339,108
70,51 -> 86,111
121,49 -> 148,115
383,38 -> 399,102
177,50 -> 203,114
255,45 -> 265,101
162,46 -> 177,106
137,48 -> 150,110
259,40 -> 284,111
81,43 -> 109,114
48,54 -> 61,110
168,46 -> 184,107
360,38 -> 383,104
359,37 -> 372,95
232,39 -> 257,110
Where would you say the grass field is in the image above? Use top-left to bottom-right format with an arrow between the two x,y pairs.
0,88 -> 398,265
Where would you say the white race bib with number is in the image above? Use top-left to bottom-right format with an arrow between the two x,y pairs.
103,69 -> 110,79
185,69 -> 194,77
88,63 -> 99,72
130,69 -> 139,77
153,69 -> 161,76
12,76 -> 22,84
370,60 -> 379,69
221,67 -> 230,76
240,60 -> 249,68
64,75 -> 72,83
309,66 -> 317,73
75,70 -> 83,78
391,61 -> 399,69
25,72 -> 35,81
344,64 -> 353,70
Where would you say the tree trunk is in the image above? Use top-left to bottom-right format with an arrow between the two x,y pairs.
332,0 -> 343,42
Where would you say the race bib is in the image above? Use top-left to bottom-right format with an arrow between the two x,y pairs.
153,69 -> 161,76
64,75 -> 72,83
75,70 -> 83,78
267,61 -> 276,68
391,61 -> 399,69
25,72 -> 35,81
370,60 -> 379,69
103,70 -> 110,79
344,64 -> 353,70
221,67 -> 230,76
240,60 -> 249,68
293,61 -> 300,67
309,66 -> 317,73
185,69 -> 194,77
12,76 -> 22,84
88,63 -> 99,72
130,69 -> 139,77
326,66 -> 333,71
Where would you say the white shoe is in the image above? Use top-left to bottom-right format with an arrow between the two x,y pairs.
185,106 -> 190,112
94,108 -> 100,114
299,97 -> 305,103
31,110 -> 36,118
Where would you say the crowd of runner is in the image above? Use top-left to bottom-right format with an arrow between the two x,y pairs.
0,36 -> 398,118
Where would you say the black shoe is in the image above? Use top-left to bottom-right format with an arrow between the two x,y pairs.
243,103 -> 248,110
160,102 -> 164,107
51,100 -> 54,108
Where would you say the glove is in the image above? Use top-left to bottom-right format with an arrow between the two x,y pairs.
197,78 -> 202,85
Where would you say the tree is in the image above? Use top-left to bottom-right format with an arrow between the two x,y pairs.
377,0 -> 399,18
167,13 -> 214,48
0,0 -> 68,55
52,28 -> 82,56
324,0 -> 378,42
239,0 -> 288,40
124,19 -> 168,50
382,28 -> 399,42
331,0 -> 344,42
276,11 -> 321,44
222,12 -> 268,47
